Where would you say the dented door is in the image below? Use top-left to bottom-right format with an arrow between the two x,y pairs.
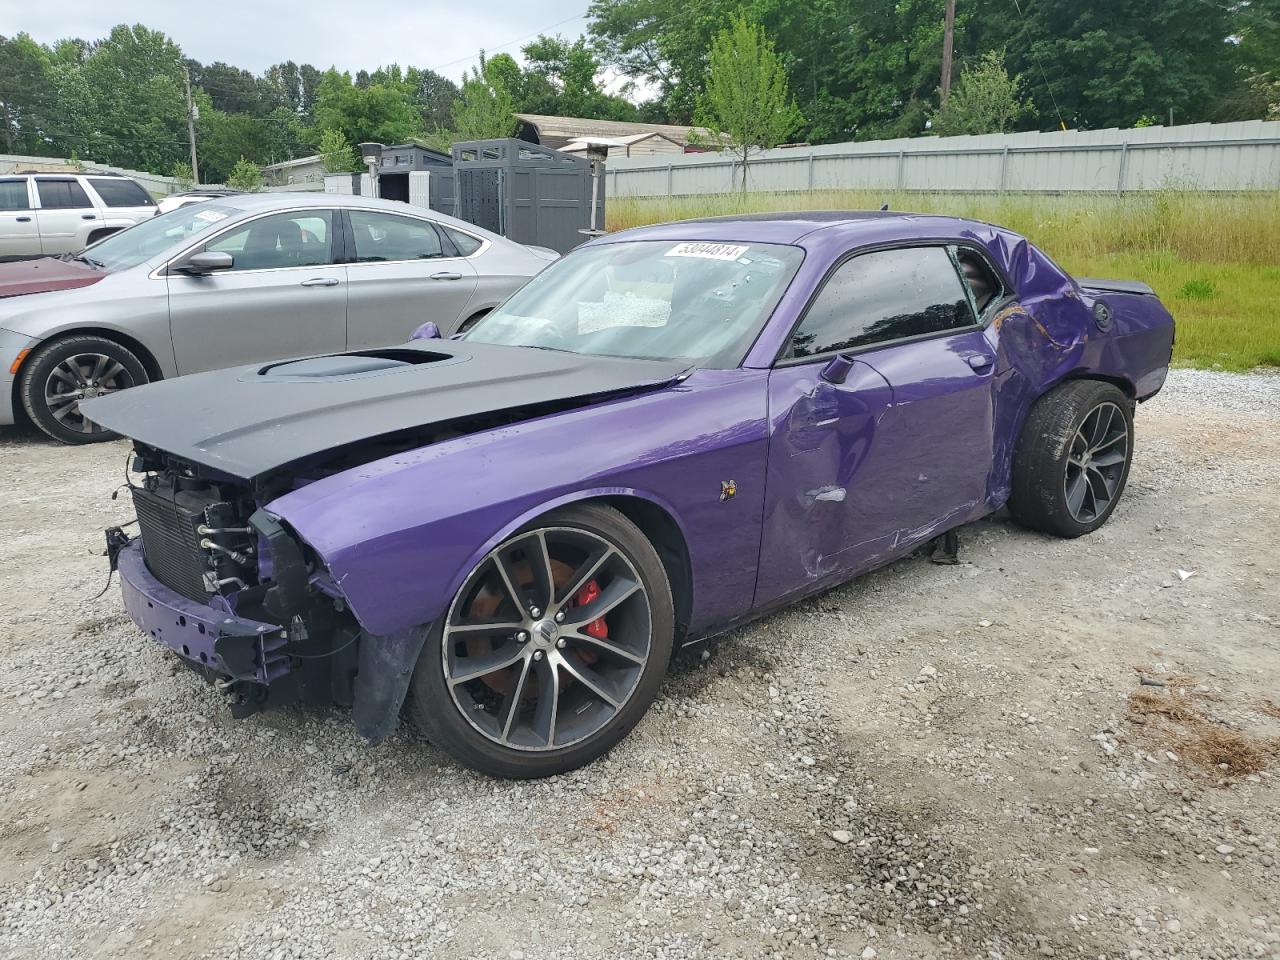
755,359 -> 895,607
857,330 -> 997,548
756,331 -> 997,608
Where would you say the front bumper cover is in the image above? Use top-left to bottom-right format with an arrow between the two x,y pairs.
116,533 -> 428,742
117,538 -> 294,695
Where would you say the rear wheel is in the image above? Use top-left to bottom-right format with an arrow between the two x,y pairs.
455,310 -> 488,336
409,503 -> 674,778
19,335 -> 148,444
1009,380 -> 1134,538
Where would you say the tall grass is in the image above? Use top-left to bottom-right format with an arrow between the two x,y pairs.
607,190 -> 1280,370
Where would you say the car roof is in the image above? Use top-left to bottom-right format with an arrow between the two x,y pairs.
212,191 -> 501,239
595,210 -> 1009,247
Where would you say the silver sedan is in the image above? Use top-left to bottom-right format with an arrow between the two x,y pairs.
0,192 -> 557,443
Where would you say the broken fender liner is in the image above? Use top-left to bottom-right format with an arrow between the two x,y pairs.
351,622 -> 433,744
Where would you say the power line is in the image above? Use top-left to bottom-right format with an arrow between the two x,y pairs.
428,11 -> 590,72
1010,0 -> 1068,130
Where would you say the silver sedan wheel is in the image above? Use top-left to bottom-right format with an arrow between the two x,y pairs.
43,352 -> 135,434
1065,401 -> 1129,523
442,526 -> 652,752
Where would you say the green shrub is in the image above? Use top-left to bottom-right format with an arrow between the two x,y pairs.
1178,278 -> 1218,300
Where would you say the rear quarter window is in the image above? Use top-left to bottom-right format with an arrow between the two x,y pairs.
443,226 -> 483,256
36,179 -> 92,210
88,177 -> 156,208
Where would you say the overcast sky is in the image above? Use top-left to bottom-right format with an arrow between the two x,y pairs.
1,0 -> 594,81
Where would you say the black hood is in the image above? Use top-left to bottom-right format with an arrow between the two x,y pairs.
83,341 -> 688,481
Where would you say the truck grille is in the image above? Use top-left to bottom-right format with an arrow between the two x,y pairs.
131,485 -> 212,603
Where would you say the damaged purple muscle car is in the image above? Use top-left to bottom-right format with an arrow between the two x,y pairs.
86,212 -> 1175,778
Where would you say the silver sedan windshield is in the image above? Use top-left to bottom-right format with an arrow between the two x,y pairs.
463,240 -> 804,366
83,204 -> 239,272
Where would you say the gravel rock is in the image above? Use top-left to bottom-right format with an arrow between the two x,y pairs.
0,367 -> 1277,959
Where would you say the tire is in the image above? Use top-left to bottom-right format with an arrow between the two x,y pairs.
455,310 -> 488,336
1008,380 -> 1134,538
19,335 -> 149,444
409,503 -> 675,778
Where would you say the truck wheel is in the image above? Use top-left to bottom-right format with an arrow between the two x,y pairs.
19,335 -> 148,444
409,503 -> 675,778
1009,380 -> 1134,538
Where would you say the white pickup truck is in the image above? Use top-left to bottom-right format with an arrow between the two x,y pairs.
0,172 -> 157,261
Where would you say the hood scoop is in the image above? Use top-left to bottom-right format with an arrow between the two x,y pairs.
255,349 -> 458,382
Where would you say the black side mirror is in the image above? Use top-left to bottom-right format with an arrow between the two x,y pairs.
819,354 -> 855,385
177,251 -> 234,275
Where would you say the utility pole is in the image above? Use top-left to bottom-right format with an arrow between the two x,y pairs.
183,65 -> 200,185
940,0 -> 957,105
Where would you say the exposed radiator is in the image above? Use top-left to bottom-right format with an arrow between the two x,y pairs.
130,485 -> 213,603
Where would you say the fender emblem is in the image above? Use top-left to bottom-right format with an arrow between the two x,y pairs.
720,479 -> 738,502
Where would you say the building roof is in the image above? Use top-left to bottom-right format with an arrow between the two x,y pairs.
561,132 -> 684,152
515,114 -> 722,149
261,154 -> 324,172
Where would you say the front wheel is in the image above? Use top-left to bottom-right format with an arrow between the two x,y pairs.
19,335 -> 149,444
1009,380 -> 1134,538
408,503 -> 675,778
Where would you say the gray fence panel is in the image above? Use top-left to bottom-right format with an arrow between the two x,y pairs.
606,121 -> 1280,197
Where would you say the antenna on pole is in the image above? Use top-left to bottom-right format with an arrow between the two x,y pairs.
183,65 -> 200,185
940,0 -> 957,105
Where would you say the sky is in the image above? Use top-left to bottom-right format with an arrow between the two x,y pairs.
1,0 -> 595,82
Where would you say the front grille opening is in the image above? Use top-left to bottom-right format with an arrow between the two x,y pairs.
130,474 -> 258,604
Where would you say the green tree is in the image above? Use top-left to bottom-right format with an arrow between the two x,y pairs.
317,128 -> 358,172
169,160 -> 194,190
995,0 -> 1242,128
0,34 -> 56,154
405,66 -> 461,130
189,60 -> 271,115
263,60 -> 323,122
521,35 -> 639,120
697,16 -> 802,190
451,55 -> 518,141
311,68 -> 424,146
226,156 -> 263,191
588,0 -> 739,122
77,25 -> 189,171
930,51 -> 1031,136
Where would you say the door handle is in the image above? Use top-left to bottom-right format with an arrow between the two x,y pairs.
966,354 -> 995,371
81,214 -> 97,220
429,271 -> 463,281
300,277 -> 340,287
16,216 -> 31,223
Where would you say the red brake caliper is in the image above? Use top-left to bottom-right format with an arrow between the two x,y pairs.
574,580 -> 609,639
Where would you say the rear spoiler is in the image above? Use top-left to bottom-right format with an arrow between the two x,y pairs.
1076,277 -> 1157,297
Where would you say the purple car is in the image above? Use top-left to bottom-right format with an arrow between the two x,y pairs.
86,212 -> 1174,778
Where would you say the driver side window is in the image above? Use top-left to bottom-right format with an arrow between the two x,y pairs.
788,246 -> 975,359
205,211 -> 334,271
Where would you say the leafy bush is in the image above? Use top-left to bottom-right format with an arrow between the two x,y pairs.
226,156 -> 264,192
1178,278 -> 1218,300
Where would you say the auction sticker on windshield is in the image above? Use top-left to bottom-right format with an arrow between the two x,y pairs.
194,209 -> 229,223
665,242 -> 749,261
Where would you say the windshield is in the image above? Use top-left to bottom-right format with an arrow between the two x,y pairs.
81,204 -> 240,272
464,239 -> 804,366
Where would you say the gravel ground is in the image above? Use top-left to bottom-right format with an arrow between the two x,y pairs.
0,367 -> 1277,960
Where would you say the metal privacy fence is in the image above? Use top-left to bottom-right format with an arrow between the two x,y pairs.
605,120 -> 1280,197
